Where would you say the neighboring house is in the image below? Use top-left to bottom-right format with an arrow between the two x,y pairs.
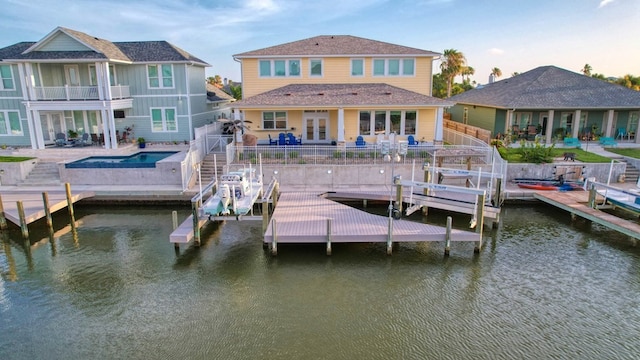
206,83 -> 234,121
448,66 -> 640,144
231,35 -> 453,145
0,26 -> 212,149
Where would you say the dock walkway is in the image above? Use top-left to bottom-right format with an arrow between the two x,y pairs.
1,189 -> 94,226
264,192 -> 479,245
534,190 -> 640,241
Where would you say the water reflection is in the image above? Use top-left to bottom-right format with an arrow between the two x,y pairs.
0,203 -> 639,359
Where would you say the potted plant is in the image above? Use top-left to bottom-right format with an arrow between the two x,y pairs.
137,137 -> 146,149
67,129 -> 78,139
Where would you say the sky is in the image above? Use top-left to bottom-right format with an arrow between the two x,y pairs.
1,0 -> 638,85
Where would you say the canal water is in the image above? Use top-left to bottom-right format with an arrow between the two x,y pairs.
1,203 -> 639,359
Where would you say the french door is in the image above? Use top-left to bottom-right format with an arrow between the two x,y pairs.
304,111 -> 329,143
40,112 -> 65,144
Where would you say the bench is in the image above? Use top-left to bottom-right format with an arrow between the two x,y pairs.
598,137 -> 618,147
563,137 -> 581,148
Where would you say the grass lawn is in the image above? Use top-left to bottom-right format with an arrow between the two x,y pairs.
0,156 -> 35,162
498,147 -> 612,163
604,148 -> 640,159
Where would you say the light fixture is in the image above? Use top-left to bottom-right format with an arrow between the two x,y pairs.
327,169 -> 332,174
273,170 -> 278,175
172,168 -> 176,173
379,169 -> 384,174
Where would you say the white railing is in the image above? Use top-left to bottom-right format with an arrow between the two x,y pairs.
444,126 -> 489,148
32,85 -> 130,100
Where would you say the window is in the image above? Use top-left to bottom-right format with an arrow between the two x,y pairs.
0,111 -> 22,135
151,108 -> 177,132
147,65 -> 173,88
89,64 -> 116,86
259,60 -> 301,77
359,110 -> 417,135
372,58 -> 415,76
560,112 -> 573,132
310,59 -> 322,77
351,59 -> 364,77
0,65 -> 14,90
262,111 -> 287,130
629,111 -> 639,132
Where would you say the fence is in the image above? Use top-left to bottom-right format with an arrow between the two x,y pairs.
444,119 -> 492,144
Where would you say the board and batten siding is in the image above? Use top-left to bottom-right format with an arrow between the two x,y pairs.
241,56 -> 434,99
37,32 -> 92,52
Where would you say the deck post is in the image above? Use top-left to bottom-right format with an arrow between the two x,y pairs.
394,176 -> 403,214
172,211 -> 179,250
474,193 -> 485,253
42,192 -> 53,233
444,216 -> 452,256
192,200 -> 200,247
588,184 -> 597,208
271,219 -> 278,256
262,198 -> 269,233
17,201 -> 28,239
326,218 -> 332,256
494,178 -> 503,207
387,210 -> 393,255
0,194 -> 7,230
64,183 -> 76,232
273,182 -> 279,210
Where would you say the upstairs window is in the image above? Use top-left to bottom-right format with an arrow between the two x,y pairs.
147,64 -> 173,88
0,65 -> 15,90
0,111 -> 22,135
372,58 -> 415,76
310,59 -> 323,77
89,65 -> 117,86
351,59 -> 364,77
259,60 -> 301,77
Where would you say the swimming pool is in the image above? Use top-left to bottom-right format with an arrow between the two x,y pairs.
65,151 -> 179,168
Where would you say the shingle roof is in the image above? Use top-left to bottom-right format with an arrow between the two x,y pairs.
232,83 -> 454,108
0,27 -> 209,65
206,83 -> 235,102
449,66 -> 640,109
234,35 -> 440,58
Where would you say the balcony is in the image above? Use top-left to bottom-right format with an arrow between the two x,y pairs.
32,85 -> 130,101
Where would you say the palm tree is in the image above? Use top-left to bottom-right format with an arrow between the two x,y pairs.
581,64 -> 592,76
440,49 -> 467,97
219,118 -> 253,159
491,67 -> 502,79
511,72 -> 520,77
207,75 -> 223,87
461,66 -> 475,82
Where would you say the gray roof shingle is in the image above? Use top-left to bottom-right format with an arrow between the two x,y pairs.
449,66 -> 640,109
0,27 -> 209,65
234,35 -> 440,58
233,83 -> 454,108
206,83 -> 235,102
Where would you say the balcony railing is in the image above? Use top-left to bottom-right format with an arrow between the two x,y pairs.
32,85 -> 130,101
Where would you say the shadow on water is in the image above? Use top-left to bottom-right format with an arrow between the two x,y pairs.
172,220 -> 223,268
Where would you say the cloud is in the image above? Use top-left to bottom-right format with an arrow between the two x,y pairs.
488,48 -> 505,55
598,0 -> 615,8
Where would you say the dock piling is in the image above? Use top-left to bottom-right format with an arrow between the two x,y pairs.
17,201 -> 28,239
192,201 -> 201,247
444,216 -> 452,256
271,219 -> 278,256
42,192 -> 53,233
474,193 -> 485,253
326,218 -> 332,256
0,194 -> 6,230
172,211 -> 179,249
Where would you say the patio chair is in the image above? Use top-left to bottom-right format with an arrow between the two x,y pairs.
616,127 -> 627,140
287,133 -> 302,145
355,135 -> 367,147
55,132 -> 67,147
268,134 -> 278,145
526,125 -> 537,140
79,133 -> 92,147
407,135 -> 418,146
91,133 -> 99,145
278,133 -> 287,145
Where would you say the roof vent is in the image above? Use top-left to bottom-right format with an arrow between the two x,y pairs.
285,93 -> 292,96
351,92 -> 358,95
315,42 -> 319,46
318,92 -> 324,96
384,91 -> 392,95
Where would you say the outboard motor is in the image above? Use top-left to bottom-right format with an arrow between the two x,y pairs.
219,184 -> 231,214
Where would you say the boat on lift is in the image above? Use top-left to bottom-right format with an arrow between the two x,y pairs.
202,166 -> 263,218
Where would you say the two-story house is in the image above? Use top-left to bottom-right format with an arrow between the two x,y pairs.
0,26 -> 217,150
231,35 -> 453,145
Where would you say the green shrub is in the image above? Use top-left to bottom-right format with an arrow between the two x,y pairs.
274,152 -> 285,159
332,151 -> 343,158
516,139 -> 555,163
345,151 -> 355,158
288,151 -> 299,159
357,152 -> 367,158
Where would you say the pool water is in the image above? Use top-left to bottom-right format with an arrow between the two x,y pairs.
65,151 -> 178,168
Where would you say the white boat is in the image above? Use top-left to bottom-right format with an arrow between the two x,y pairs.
202,167 -> 263,218
595,185 -> 640,216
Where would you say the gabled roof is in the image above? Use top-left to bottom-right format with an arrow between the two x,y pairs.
234,35 -> 440,58
206,83 -> 235,102
449,66 -> 640,110
232,83 -> 454,108
0,26 -> 209,66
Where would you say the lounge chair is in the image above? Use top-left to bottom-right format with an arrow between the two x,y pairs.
355,135 -> 366,147
278,133 -> 287,145
268,134 -> 278,145
407,135 -> 418,146
79,133 -> 92,147
287,133 -> 302,145
55,132 -> 67,147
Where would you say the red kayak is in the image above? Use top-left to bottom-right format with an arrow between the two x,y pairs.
517,183 -> 559,190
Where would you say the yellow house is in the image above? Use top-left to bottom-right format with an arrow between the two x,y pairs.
232,35 -> 453,145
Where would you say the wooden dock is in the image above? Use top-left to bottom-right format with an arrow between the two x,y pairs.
264,192 -> 480,254
534,190 -> 640,241
0,189 -> 94,226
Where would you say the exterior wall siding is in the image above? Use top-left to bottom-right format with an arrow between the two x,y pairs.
241,56 -> 434,98
38,33 -> 91,52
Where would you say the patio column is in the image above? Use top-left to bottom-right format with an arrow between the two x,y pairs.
604,110 -> 615,137
435,107 -> 444,143
337,108 -> 345,142
572,110 -> 581,139
505,109 -> 513,134
545,110 -> 554,144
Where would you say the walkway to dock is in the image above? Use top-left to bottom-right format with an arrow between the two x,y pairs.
263,192 -> 480,248
534,190 -> 640,241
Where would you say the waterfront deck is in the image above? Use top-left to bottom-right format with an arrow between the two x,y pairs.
534,190 -> 640,241
0,189 -> 94,226
263,192 -> 480,245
